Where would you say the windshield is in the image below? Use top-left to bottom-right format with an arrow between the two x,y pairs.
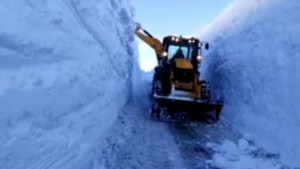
168,45 -> 196,60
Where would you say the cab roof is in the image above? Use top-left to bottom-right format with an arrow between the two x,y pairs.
163,35 -> 200,46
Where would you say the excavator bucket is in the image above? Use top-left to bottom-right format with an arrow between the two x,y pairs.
151,93 -> 223,123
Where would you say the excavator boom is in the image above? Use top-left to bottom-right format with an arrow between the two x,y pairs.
134,24 -> 164,60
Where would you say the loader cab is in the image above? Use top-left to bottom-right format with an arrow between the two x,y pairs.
162,36 -> 203,70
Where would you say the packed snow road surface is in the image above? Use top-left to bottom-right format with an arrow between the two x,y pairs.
93,100 -> 288,169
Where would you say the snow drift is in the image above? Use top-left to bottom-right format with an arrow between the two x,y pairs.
0,0 -> 135,168
199,0 -> 300,167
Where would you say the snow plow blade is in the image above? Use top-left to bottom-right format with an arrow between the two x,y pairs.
151,93 -> 223,123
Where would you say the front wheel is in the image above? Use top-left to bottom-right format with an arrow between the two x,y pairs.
151,74 -> 163,97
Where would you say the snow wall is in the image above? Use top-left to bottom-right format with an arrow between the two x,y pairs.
0,0 -> 136,168
199,0 -> 300,167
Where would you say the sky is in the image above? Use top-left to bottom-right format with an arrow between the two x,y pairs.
131,0 -> 233,71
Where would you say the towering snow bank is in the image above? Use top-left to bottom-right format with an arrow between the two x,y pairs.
0,0 -> 135,168
199,0 -> 300,167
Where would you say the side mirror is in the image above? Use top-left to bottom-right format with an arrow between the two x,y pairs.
205,43 -> 209,50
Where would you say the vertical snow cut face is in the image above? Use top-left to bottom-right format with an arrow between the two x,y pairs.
199,0 -> 300,167
0,0 -> 135,168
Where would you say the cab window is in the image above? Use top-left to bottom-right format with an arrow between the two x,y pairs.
168,45 -> 196,60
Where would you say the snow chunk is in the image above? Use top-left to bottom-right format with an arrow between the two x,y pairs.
206,140 -> 283,169
238,138 -> 249,151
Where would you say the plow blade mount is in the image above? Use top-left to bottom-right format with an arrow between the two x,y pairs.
152,93 -> 223,123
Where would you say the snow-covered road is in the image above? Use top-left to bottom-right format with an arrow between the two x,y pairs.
93,102 -> 185,169
92,75 -> 289,169
92,101 -> 289,169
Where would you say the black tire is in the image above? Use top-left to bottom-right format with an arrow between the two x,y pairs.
151,74 -> 162,96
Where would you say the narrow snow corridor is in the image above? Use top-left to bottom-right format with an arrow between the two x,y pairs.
0,0 -> 299,168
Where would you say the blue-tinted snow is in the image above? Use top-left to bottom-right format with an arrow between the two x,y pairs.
199,0 -> 300,167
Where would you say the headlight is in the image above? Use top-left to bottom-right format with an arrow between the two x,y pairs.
196,55 -> 202,62
189,39 -> 195,43
162,52 -> 168,57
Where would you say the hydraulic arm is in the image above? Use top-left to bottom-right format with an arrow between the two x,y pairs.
134,23 -> 164,60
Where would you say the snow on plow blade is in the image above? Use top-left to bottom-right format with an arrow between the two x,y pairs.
153,93 -> 223,122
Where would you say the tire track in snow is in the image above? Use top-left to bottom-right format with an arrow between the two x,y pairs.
24,145 -> 78,169
169,120 -> 290,169
168,123 -> 220,169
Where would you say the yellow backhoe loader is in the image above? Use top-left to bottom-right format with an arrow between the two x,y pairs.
135,23 -> 223,122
